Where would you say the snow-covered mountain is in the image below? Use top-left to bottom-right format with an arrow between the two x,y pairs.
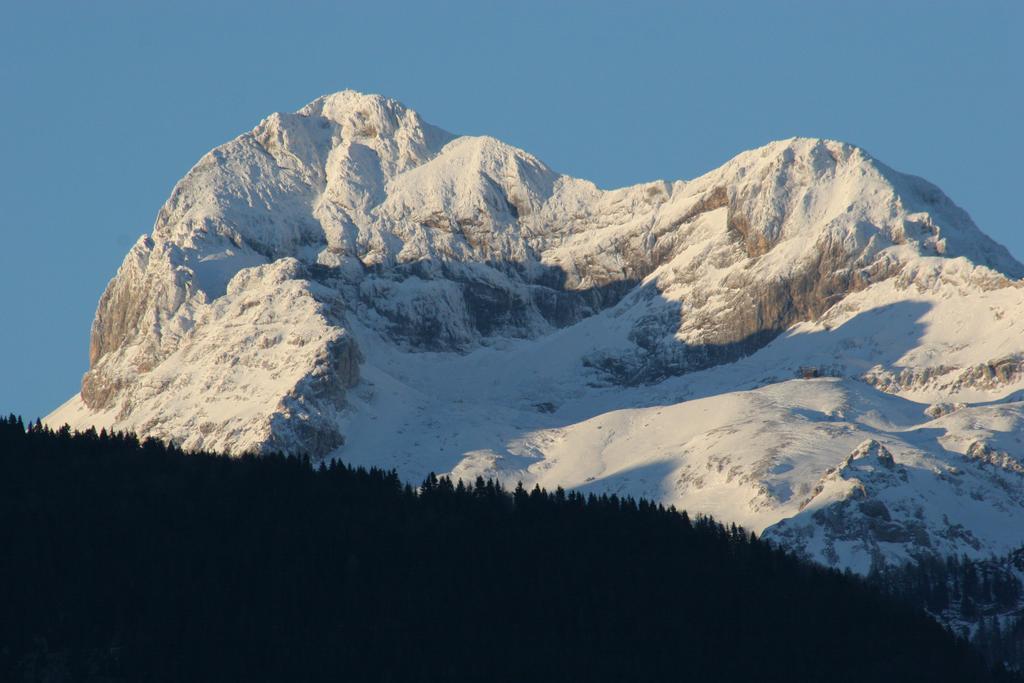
49,91 -> 1024,573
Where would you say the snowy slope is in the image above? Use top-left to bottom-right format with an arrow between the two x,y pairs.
49,91 -> 1024,572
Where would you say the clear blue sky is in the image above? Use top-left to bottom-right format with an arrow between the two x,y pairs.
1,1 -> 1021,420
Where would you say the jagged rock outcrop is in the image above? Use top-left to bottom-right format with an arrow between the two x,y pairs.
768,440 -> 966,570
965,441 -> 1024,475
866,354 -> 1024,397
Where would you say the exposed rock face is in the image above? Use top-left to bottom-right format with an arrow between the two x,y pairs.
865,355 -> 1024,396
50,91 -> 1024,572
965,441 -> 1024,475
83,257 -> 360,455
846,439 -> 897,469
924,402 -> 967,419
768,440 -> 954,569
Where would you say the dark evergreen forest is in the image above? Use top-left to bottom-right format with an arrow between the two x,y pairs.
0,416 -> 1015,682
871,551 -> 1024,669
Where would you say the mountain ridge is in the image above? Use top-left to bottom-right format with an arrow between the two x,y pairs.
50,90 -> 1024,573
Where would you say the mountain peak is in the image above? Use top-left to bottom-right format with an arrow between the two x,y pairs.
689,135 -> 1024,277
301,89 -> 416,123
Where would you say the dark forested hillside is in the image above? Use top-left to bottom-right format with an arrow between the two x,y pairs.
0,416 -> 1013,682
870,550 -> 1024,670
